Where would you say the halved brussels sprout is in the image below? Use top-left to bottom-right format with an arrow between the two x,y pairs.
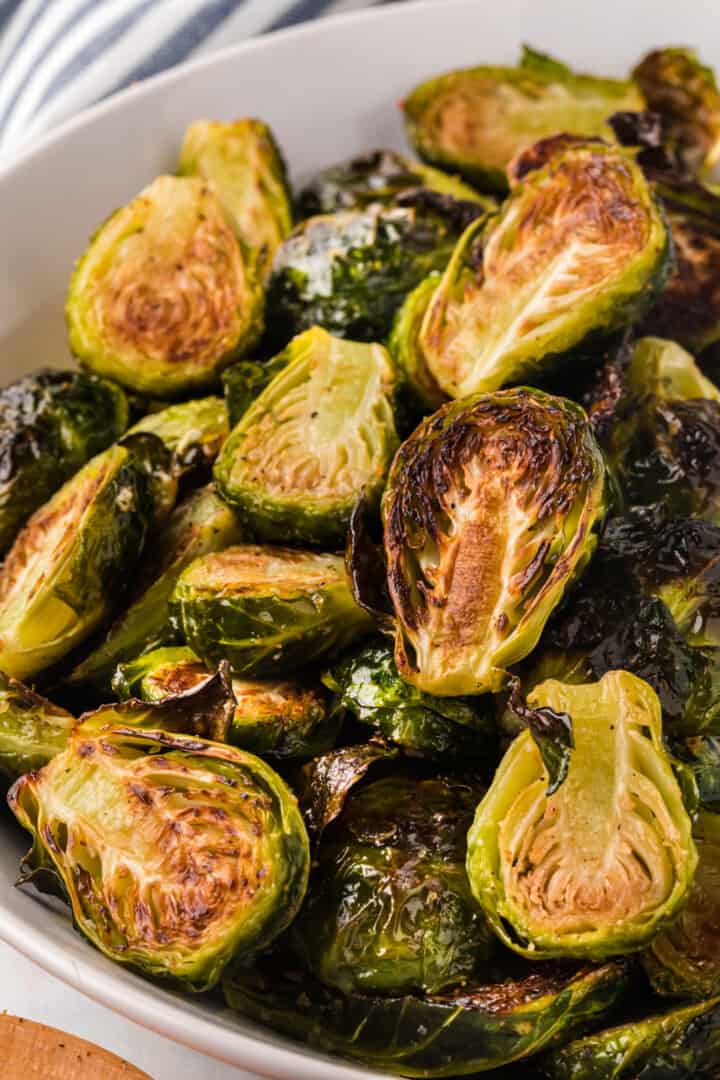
292,774 -> 493,995
467,671 -> 697,959
409,140 -> 668,399
114,644 -> 338,759
178,118 -> 292,278
389,274 -> 448,411
643,809 -> 720,999
633,47 -> 720,175
403,46 -> 643,192
295,148 -> 493,217
128,396 -> 229,479
222,354 -> 288,427
9,717 -> 309,991
170,545 -> 373,677
382,388 -> 607,695
0,437 -> 169,682
224,954 -> 629,1077
214,328 -> 399,546
324,640 -> 496,760
66,176 -> 263,398
264,194 -> 484,350
0,673 -> 74,782
670,736 -> 720,809
542,995 -> 720,1079
0,369 -> 128,556
68,485 -> 243,692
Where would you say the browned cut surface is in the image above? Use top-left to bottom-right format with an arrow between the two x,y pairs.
0,1014 -> 150,1079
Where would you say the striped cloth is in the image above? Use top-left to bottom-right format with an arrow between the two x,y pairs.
0,0 -> 395,157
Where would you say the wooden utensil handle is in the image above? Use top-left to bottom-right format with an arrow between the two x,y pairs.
0,1014 -> 151,1079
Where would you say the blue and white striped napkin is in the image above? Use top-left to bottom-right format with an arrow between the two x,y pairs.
0,0 -> 395,157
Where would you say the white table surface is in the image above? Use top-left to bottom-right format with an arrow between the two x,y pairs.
0,940 -> 262,1079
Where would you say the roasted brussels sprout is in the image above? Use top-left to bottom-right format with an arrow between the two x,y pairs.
292,774 -> 493,995
633,47 -> 720,176
0,369 -> 129,556
295,148 -> 492,217
68,485 -> 243,691
0,673 -> 74,782
643,810 -> 720,999
0,437 -> 170,682
222,354 -> 288,427
382,388 -> 607,695
542,995 -> 720,1079
468,671 -> 697,959
264,194 -> 484,350
9,718 -> 309,991
627,336 -> 720,403
324,640 -> 496,760
66,176 -> 263,397
225,954 -> 629,1077
403,47 -> 643,192
170,545 -> 373,677
128,396 -> 229,479
405,140 -> 668,399
178,118 -> 292,278
114,644 -> 338,759
214,328 -> 398,546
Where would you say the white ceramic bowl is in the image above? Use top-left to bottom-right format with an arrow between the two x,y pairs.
0,1 -> 718,1075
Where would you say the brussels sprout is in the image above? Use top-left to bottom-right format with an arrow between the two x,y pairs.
292,774 -> 493,996
68,485 -> 243,691
0,369 -> 129,556
628,336 -> 720,403
0,673 -> 74,782
669,735 -> 720,809
389,273 -> 447,411
214,328 -> 399,546
128,396 -> 229,479
633,48 -> 720,176
403,46 -> 643,192
224,954 -> 629,1077
643,810 -> 720,998
324,640 -> 496,760
66,176 -> 263,398
295,148 -> 493,217
8,717 -> 309,991
222,354 -> 288,427
264,194 -> 484,350
178,118 -> 292,279
542,995 -> 720,1079
467,671 -> 697,959
170,545 -> 373,677
114,645 -> 338,759
382,388 -> 607,695
407,140 -> 668,399
0,437 -> 169,682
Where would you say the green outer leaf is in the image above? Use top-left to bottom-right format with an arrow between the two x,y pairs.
296,739 -> 398,841
467,671 -> 697,960
542,995 -> 720,1079
223,955 -> 629,1077
669,735 -> 720,809
222,354 -> 288,427
0,673 -> 74,781
388,273 -> 448,412
629,336 -> 720,402
128,396 -> 229,475
214,328 -> 399,546
9,723 -> 309,992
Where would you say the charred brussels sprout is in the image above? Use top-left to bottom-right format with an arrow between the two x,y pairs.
178,118 -> 292,278
0,438 -> 169,681
403,47 -> 643,192
324,640 -> 496,760
292,775 -> 492,995
409,140 -> 668,399
542,995 -> 720,1079
214,328 -> 398,546
9,718 -> 309,991
296,148 -> 493,216
468,671 -> 697,959
66,176 -> 263,398
264,195 -> 483,350
382,388 -> 607,695
68,485 -> 243,691
0,674 -> 74,782
633,47 -> 720,176
114,645 -> 338,759
171,546 -> 373,677
0,369 -> 128,556
225,954 -> 629,1077
128,396 -> 229,479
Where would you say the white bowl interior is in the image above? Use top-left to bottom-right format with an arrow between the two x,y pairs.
0,0 -> 718,1075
